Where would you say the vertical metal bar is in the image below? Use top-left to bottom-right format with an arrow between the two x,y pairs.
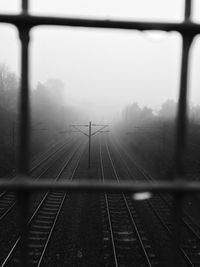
19,27 -> 30,175
184,0 -> 192,21
162,122 -> 165,160
22,0 -> 29,13
173,1 -> 193,266
18,26 -> 30,267
12,120 -> 15,167
175,35 -> 192,177
88,121 -> 91,169
18,1 -> 30,267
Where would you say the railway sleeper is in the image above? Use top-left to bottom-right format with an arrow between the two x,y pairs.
37,214 -> 54,219
34,218 -> 53,225
40,210 -> 57,215
31,224 -> 51,230
28,243 -> 43,248
29,230 -> 49,236
29,236 -> 46,241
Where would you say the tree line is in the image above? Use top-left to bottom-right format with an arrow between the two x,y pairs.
0,64 -> 84,176
122,99 -> 200,125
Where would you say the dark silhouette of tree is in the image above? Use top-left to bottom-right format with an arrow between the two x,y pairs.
140,106 -> 154,121
0,64 -> 18,111
190,105 -> 200,123
122,102 -> 154,125
159,99 -> 177,119
123,102 -> 141,124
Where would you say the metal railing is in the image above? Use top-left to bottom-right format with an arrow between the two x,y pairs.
0,0 -> 198,266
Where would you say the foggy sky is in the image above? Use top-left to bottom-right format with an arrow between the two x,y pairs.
0,0 -> 200,117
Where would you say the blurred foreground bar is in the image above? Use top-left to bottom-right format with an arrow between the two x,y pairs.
0,14 -> 199,36
0,179 -> 200,193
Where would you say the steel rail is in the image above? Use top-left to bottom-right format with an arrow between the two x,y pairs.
147,201 -> 194,267
149,194 -> 200,248
109,137 -> 196,266
30,137 -> 72,170
99,141 -> 119,267
105,141 -> 153,267
1,137 -> 71,184
111,136 -> 200,233
0,139 -> 76,222
37,146 -> 84,267
1,141 -> 85,267
113,135 -> 200,264
2,137 -> 71,182
148,190 -> 200,265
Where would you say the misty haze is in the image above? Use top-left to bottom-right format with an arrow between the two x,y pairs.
0,1 -> 200,267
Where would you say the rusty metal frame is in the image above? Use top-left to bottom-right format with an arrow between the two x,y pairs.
0,0 -> 198,266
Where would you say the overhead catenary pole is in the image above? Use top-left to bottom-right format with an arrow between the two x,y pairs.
88,121 -> 91,169
70,122 -> 109,169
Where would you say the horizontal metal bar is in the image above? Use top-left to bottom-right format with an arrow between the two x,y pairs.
71,124 -> 89,127
92,124 -> 109,126
1,179 -> 200,193
92,125 -> 108,136
0,14 -> 199,35
71,125 -> 88,136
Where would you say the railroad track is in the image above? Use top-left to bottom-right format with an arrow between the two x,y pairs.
0,136 -> 79,222
4,137 -> 72,180
99,139 -> 159,267
109,136 -> 200,267
1,138 -> 85,267
31,138 -> 69,167
30,137 -> 72,172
